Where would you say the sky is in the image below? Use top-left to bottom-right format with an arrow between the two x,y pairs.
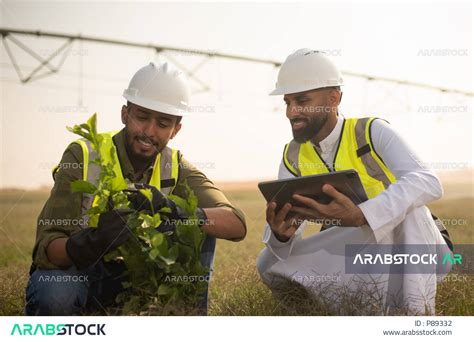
0,0 -> 472,188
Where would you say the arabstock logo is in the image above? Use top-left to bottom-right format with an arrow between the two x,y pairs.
10,323 -> 106,336
345,244 -> 470,275
353,253 -> 462,265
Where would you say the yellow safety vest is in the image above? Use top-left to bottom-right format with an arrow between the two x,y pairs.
53,131 -> 180,227
283,117 -> 397,199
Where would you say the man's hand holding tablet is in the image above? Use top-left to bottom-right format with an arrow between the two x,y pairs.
259,170 -> 369,242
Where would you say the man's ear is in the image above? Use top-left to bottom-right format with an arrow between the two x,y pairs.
121,105 -> 128,124
170,122 -> 182,140
328,89 -> 342,106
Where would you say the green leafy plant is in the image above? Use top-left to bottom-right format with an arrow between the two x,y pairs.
67,113 -> 209,315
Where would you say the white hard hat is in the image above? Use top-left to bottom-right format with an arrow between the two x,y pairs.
269,49 -> 344,96
123,62 -> 190,116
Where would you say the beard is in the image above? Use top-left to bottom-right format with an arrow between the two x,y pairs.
124,129 -> 159,164
291,112 -> 329,143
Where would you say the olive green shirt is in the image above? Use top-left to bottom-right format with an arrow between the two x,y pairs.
32,129 -> 246,269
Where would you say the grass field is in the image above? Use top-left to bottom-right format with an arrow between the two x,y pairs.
0,174 -> 472,315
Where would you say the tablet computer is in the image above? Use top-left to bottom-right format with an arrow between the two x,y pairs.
258,169 -> 368,211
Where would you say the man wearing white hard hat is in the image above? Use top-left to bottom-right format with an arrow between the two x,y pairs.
27,62 -> 247,315
257,49 -> 452,315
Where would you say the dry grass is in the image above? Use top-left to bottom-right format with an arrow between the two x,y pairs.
0,173 -> 472,315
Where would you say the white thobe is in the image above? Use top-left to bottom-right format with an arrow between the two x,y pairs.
257,116 -> 451,315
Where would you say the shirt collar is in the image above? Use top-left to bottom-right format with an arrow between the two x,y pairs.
313,115 -> 344,154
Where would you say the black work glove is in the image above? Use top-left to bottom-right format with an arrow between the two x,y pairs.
127,184 -> 208,230
156,219 -> 178,233
66,210 -> 133,270
127,183 -> 187,220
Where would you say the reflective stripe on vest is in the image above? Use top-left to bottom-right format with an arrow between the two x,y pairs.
52,131 -> 179,227
283,117 -> 397,199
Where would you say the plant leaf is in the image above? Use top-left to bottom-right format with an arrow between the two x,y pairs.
70,180 -> 97,194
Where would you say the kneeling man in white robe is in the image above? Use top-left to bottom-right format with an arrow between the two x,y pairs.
257,49 -> 452,315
